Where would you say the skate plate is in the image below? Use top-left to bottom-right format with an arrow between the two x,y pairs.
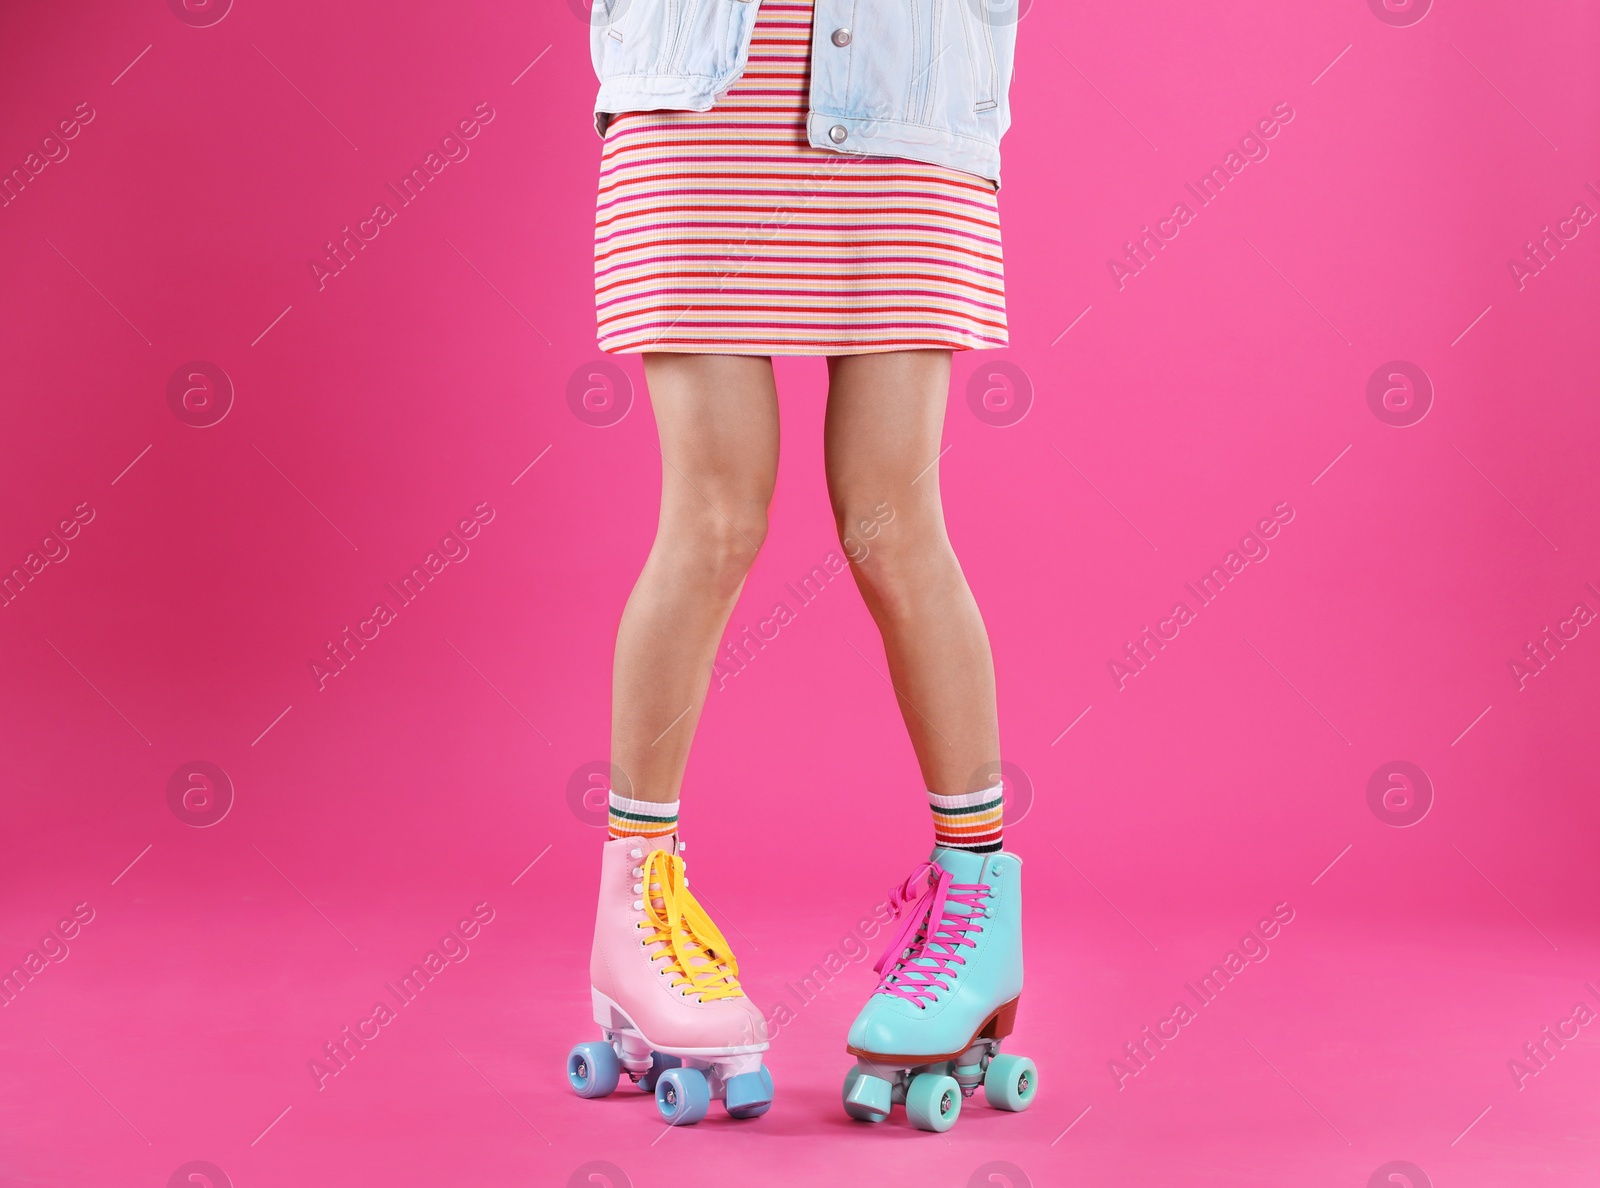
567,990 -> 773,1124
841,998 -> 1036,1130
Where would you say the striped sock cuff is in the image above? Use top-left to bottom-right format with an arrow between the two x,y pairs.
928,782 -> 1004,853
608,792 -> 679,840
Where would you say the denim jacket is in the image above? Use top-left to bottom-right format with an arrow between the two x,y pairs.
589,0 -> 1018,186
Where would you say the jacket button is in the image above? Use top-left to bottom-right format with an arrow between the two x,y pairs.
828,124 -> 848,143
831,28 -> 852,47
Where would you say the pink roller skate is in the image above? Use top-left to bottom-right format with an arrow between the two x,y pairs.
566,834 -> 772,1125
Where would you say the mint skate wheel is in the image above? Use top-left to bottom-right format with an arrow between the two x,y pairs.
842,1066 -> 891,1123
567,1041 -> 621,1099
905,1073 -> 961,1132
983,1053 -> 1038,1112
656,1067 -> 711,1125
638,1052 -> 682,1093
724,1067 -> 774,1118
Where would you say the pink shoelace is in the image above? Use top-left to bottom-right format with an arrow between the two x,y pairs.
871,861 -> 991,1009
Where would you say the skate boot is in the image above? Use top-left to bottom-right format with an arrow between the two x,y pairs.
841,847 -> 1035,1131
566,834 -> 772,1125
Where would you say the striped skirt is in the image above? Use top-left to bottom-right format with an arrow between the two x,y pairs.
593,0 -> 1008,356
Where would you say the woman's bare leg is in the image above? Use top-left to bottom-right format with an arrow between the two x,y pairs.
610,353 -> 780,804
822,350 -> 1000,795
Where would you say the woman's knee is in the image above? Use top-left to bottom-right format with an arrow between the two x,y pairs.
832,497 -> 947,617
663,495 -> 770,600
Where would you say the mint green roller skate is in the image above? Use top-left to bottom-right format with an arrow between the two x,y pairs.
841,847 -> 1036,1132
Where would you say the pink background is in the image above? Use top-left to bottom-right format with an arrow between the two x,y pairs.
2,0 -> 1598,1184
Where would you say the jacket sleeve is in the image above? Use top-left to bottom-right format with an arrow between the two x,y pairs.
590,1 -> 619,137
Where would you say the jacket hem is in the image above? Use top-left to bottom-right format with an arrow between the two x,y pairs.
593,78 -> 723,137
804,112 -> 1002,189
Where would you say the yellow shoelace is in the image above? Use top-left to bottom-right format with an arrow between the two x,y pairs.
635,848 -> 744,1003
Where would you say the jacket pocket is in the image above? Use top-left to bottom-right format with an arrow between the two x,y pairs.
956,0 -> 1000,114
591,0 -> 677,78
594,0 -> 739,82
